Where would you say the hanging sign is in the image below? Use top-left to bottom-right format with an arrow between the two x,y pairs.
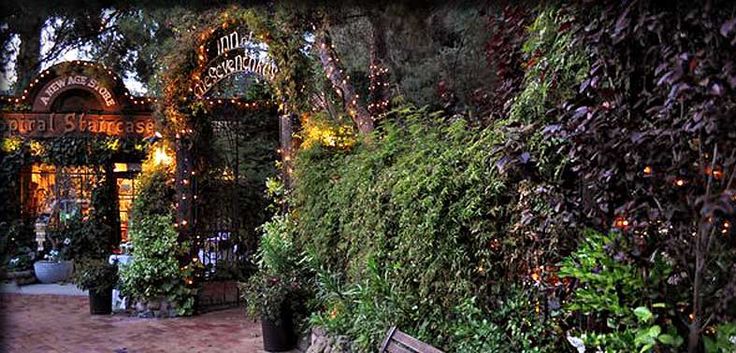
192,29 -> 278,99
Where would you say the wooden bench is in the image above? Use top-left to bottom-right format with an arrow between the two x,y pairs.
379,327 -> 444,353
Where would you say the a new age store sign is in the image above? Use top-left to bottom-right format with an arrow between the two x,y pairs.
0,112 -> 154,138
38,75 -> 117,108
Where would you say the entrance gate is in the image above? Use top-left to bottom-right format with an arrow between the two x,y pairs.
193,104 -> 279,281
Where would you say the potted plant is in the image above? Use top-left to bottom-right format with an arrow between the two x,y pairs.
33,229 -> 74,283
32,208 -> 88,283
73,259 -> 119,315
240,213 -> 305,352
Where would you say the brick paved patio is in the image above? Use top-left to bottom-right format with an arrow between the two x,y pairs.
0,294 -> 269,353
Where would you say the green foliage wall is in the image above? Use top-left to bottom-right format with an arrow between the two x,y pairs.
292,104 -> 567,351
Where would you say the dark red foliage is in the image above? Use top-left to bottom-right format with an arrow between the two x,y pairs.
548,0 -> 736,346
483,4 -> 530,121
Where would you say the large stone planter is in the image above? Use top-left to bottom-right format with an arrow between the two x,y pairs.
33,260 -> 73,283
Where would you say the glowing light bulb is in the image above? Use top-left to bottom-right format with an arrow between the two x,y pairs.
153,146 -> 173,166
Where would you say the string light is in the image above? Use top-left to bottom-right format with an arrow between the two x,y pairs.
613,215 -> 629,230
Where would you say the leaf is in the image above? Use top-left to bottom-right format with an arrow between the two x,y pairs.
639,343 -> 654,353
648,325 -> 661,337
658,334 -> 676,345
634,306 -> 653,322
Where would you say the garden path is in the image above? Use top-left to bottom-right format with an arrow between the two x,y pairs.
0,293 -> 276,353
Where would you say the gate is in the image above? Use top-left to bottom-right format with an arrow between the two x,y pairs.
192,107 -> 279,285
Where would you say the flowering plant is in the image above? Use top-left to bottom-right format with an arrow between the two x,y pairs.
120,242 -> 133,254
42,236 -> 71,262
7,249 -> 35,271
43,215 -> 77,262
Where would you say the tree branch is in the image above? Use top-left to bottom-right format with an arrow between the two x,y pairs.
315,24 -> 373,135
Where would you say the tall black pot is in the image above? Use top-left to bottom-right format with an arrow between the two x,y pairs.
88,287 -> 113,315
261,306 -> 297,352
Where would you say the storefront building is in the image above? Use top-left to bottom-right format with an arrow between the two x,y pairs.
0,61 -> 156,246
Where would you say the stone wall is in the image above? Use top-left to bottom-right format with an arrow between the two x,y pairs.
304,327 -> 352,353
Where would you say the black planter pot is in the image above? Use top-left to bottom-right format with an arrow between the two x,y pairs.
88,287 -> 113,315
261,308 -> 297,352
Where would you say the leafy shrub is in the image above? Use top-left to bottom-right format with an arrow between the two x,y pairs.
241,213 -> 309,322
445,288 -> 562,353
130,166 -> 174,223
120,214 -> 196,315
73,259 -> 119,292
560,230 -> 683,352
60,213 -> 112,262
1,220 -> 35,272
704,322 -> 736,353
553,2 -> 736,349
120,167 -> 194,315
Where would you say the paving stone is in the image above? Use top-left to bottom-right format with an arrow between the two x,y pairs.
0,293 -> 267,352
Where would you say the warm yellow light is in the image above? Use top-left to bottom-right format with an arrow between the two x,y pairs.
113,163 -> 128,172
153,146 -> 173,166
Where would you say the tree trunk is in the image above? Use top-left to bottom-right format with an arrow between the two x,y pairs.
315,27 -> 373,134
14,15 -> 44,95
688,253 -> 703,353
368,11 -> 390,118
280,113 -> 295,189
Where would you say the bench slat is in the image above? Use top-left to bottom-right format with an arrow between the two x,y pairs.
391,330 -> 444,353
379,326 -> 398,352
386,341 -> 416,353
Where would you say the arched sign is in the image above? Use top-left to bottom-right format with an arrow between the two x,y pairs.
193,29 -> 278,99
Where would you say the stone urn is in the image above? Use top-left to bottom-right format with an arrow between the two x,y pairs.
33,260 -> 74,283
